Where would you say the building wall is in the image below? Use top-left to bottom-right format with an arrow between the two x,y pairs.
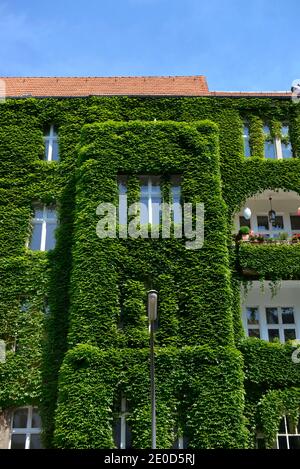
0,96 -> 299,449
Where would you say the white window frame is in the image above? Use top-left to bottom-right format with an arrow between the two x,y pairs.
276,415 -> 300,449
9,406 -> 42,450
30,205 -> 57,251
244,305 -> 299,343
118,176 -> 181,226
265,306 -> 297,343
44,125 -> 58,162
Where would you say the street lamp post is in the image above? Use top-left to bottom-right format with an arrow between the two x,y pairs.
147,290 -> 158,450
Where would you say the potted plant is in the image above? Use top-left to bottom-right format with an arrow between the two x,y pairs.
292,233 -> 300,243
278,232 -> 288,242
239,226 -> 250,241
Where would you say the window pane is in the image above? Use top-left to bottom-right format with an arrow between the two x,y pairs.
139,176 -> 149,195
243,126 -> 251,157
20,300 -> 30,313
46,207 -> 57,220
118,178 -> 127,225
52,140 -> 59,161
119,198 -> 127,225
277,436 -> 288,449
266,307 -> 279,324
281,307 -> 295,324
43,126 -> 51,137
30,434 -> 43,449
239,216 -> 251,229
265,141 -> 276,159
284,329 -> 296,342
290,215 -> 300,230
44,140 -> 50,161
11,434 -> 26,449
13,409 -> 28,428
289,436 -> 300,449
150,177 -> 161,194
126,423 -> 132,449
45,222 -> 57,251
34,207 -> 44,220
113,419 -> 121,449
279,417 -> 286,433
286,416 -> 296,434
173,202 -> 182,224
272,216 -> 284,230
256,438 -> 266,449
268,329 -> 280,342
140,198 -> 149,224
172,186 -> 181,200
257,216 -> 269,231
248,329 -> 260,338
31,409 -> 42,428
247,307 -> 259,325
152,197 -> 161,225
282,143 -> 292,159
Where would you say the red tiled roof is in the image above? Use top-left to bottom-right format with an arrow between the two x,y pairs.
0,76 -> 292,98
0,76 -> 209,97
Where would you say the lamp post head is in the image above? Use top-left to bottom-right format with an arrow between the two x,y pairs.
148,290 -> 158,322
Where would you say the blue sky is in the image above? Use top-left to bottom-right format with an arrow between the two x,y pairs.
0,0 -> 298,91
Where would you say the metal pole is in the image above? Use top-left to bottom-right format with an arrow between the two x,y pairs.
150,318 -> 156,449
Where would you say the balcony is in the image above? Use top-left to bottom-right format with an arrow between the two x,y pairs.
234,189 -> 300,245
237,242 -> 300,279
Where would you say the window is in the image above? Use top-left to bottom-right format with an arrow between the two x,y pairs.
280,126 -> 293,159
29,205 -> 57,251
0,335 -> 16,353
239,216 -> 251,229
256,214 -> 284,237
44,125 -> 59,161
10,407 -> 43,449
256,436 -> 266,449
246,307 -> 261,338
114,398 -> 132,449
290,215 -> 300,231
244,306 -> 297,343
264,125 -> 276,159
257,215 -> 269,231
44,297 -> 51,315
243,125 -> 251,157
118,176 -> 181,225
173,435 -> 189,449
266,307 -> 296,343
276,416 -> 300,449
264,124 -> 293,159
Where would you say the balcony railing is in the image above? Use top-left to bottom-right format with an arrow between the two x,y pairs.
234,232 -> 300,245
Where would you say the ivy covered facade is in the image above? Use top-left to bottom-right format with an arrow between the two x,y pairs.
0,80 -> 300,449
